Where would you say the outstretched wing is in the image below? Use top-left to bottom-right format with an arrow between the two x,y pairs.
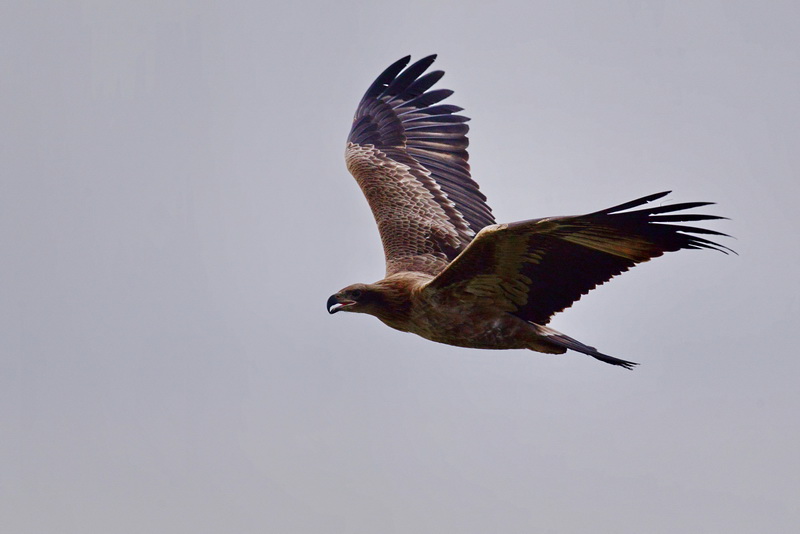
345,55 -> 495,276
426,191 -> 733,325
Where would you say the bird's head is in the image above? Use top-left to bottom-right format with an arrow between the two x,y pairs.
327,283 -> 377,315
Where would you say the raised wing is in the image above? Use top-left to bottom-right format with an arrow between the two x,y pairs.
346,55 -> 495,276
426,191 -> 733,325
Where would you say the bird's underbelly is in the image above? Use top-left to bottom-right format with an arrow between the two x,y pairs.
383,304 -> 533,350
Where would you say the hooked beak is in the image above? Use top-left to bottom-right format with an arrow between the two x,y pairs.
327,294 -> 354,314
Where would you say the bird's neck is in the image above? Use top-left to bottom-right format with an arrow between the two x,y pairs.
370,272 -> 432,329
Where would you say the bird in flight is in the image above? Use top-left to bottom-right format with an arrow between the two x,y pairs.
327,55 -> 731,369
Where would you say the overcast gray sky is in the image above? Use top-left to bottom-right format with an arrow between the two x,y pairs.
2,1 -> 799,532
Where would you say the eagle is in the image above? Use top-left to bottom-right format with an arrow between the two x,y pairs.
327,55 -> 731,369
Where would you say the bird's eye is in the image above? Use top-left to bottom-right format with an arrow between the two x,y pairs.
350,289 -> 362,299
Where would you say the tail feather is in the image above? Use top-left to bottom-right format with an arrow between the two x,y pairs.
534,325 -> 638,370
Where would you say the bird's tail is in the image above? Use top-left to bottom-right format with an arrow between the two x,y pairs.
533,324 -> 639,370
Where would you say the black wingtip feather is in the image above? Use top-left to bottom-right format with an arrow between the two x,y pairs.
650,214 -> 728,222
363,55 -> 410,99
646,201 -> 716,215
593,191 -> 671,215
402,88 -> 454,109
400,103 -> 464,116
586,191 -> 734,255
385,55 -> 438,100
405,70 -> 445,97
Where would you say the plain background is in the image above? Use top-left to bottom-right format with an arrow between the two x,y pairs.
2,1 -> 798,532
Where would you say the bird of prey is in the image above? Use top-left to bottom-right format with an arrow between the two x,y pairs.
327,55 -> 731,369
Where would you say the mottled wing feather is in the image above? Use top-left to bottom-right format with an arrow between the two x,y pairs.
346,55 -> 495,276
426,192 -> 732,325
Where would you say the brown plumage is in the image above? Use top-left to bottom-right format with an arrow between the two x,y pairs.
328,55 -> 732,369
